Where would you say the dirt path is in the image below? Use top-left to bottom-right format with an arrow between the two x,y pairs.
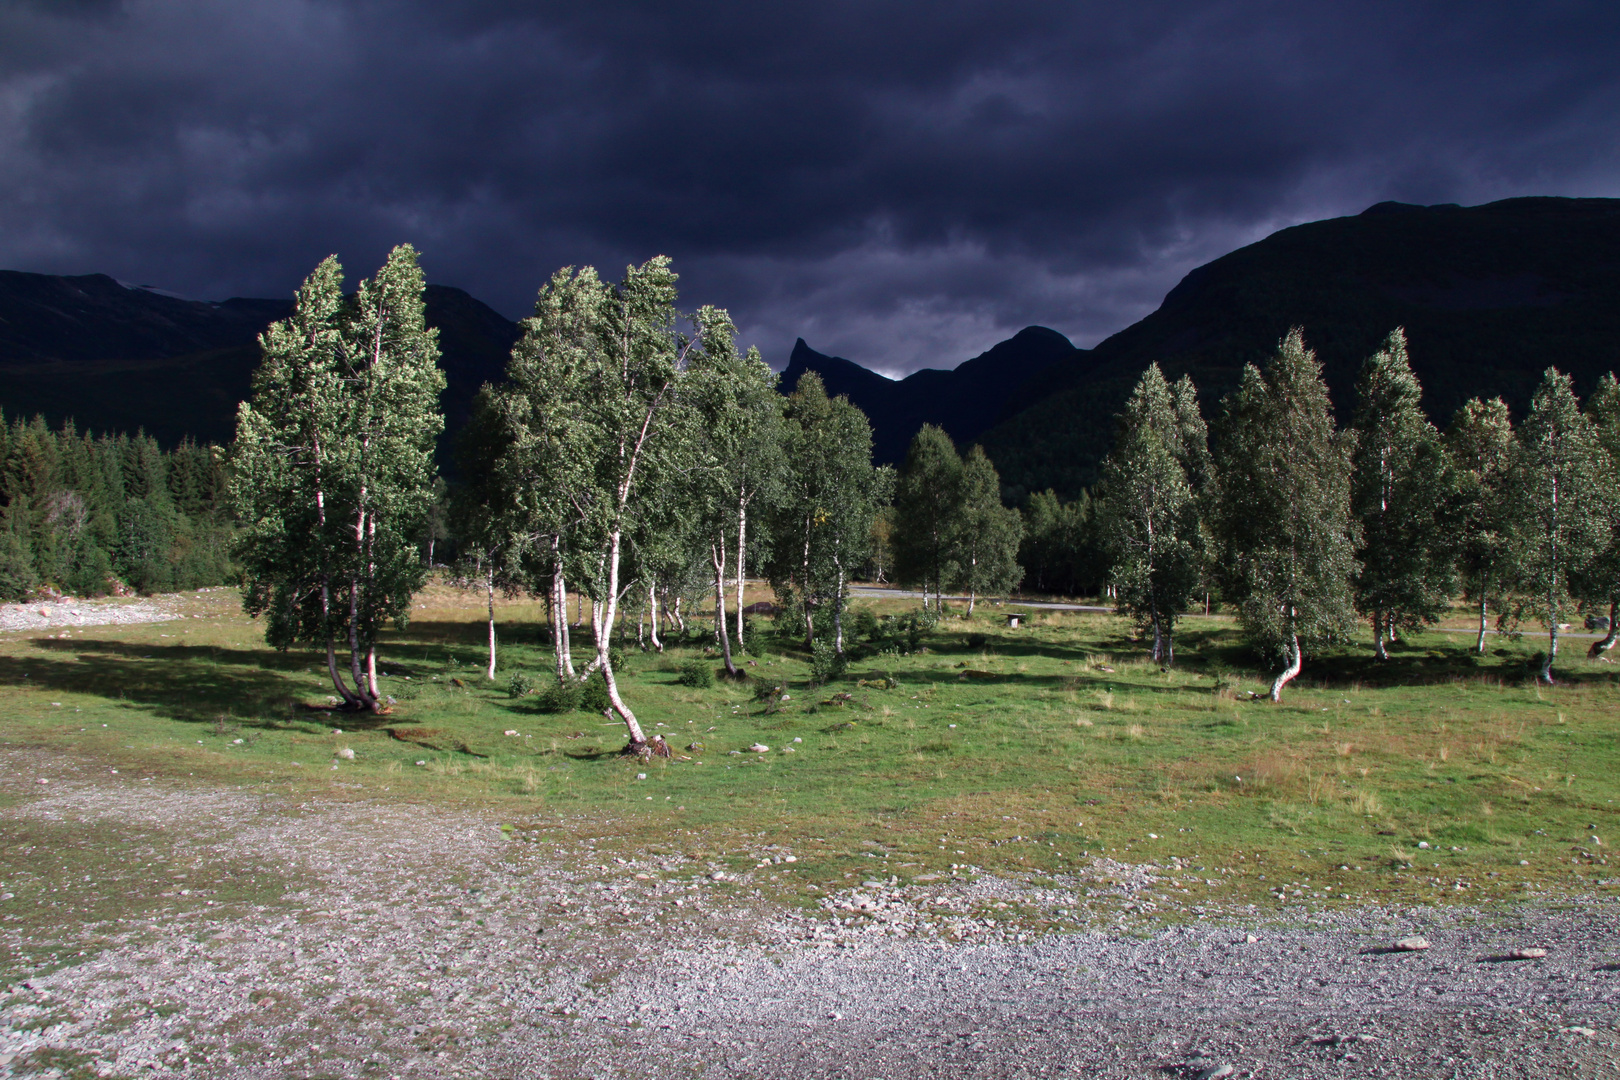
1,754 -> 1617,1079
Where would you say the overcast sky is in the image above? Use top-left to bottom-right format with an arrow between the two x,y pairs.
3,1 -> 1618,376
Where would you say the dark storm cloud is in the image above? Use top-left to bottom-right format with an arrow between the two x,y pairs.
2,0 -> 1618,373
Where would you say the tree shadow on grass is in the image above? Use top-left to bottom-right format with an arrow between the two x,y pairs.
3,639 -> 352,730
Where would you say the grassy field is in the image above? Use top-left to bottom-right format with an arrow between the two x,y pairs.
2,581 -> 1617,920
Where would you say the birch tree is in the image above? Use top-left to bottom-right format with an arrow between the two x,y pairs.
768,372 -> 883,657
1212,329 -> 1358,701
451,388 -> 526,680
1507,368 -> 1609,683
892,425 -> 961,609
1445,397 -> 1515,653
330,245 -> 445,708
1581,373 -> 1620,657
687,310 -> 784,677
949,445 -> 1023,615
494,266 -> 606,682
233,247 -> 444,712
232,257 -> 356,703
1097,363 -> 1205,663
1350,329 -> 1456,659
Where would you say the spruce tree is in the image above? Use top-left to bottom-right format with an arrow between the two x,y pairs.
1097,363 -> 1205,663
1506,369 -> 1609,682
949,446 -> 1023,615
891,424 -> 962,609
1212,329 -> 1358,701
1445,397 -> 1515,653
1350,329 -> 1455,659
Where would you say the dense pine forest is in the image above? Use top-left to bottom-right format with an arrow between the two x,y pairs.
0,416 -> 234,601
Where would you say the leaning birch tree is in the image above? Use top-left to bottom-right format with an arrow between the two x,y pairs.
232,257 -> 357,703
1212,329 -> 1358,701
1579,373 -> 1620,656
233,246 -> 444,712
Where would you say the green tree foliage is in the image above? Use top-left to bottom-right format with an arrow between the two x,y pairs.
1350,329 -> 1456,659
1212,329 -> 1359,701
1097,364 -> 1206,663
949,446 -> 1023,614
1506,369 -> 1610,683
1445,397 -> 1515,653
1018,489 -> 1103,597
767,372 -> 885,658
232,247 -> 445,712
686,314 -> 785,677
0,416 -> 233,601
451,388 -> 528,680
891,424 -> 962,609
1580,374 -> 1620,656
489,265 -> 606,682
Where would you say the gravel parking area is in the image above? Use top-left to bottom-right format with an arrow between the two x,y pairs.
1,752 -> 1617,1079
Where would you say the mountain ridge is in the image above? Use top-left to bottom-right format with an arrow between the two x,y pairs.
780,325 -> 1078,466
0,271 -> 519,450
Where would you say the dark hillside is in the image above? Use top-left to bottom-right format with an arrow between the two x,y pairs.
0,272 -> 519,449
781,325 -> 1077,465
979,197 -> 1620,500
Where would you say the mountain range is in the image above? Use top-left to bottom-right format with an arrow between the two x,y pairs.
783,196 -> 1620,500
5,195 -> 1620,501
0,271 -> 519,450
779,326 -> 1080,467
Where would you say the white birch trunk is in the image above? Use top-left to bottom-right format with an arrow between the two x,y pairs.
485,565 -> 497,680
735,496 -> 748,644
1270,633 -> 1302,702
713,539 -> 738,677
649,585 -> 663,652
1589,599 -> 1617,658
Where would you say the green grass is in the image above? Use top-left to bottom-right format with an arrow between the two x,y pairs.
3,583 -> 1619,919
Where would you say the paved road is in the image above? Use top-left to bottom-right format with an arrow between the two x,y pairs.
850,586 -> 1111,614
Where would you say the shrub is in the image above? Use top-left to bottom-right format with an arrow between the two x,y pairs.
507,671 -> 535,698
579,672 -> 612,713
809,638 -> 847,685
534,679 -> 582,714
742,617 -> 768,657
678,659 -> 715,688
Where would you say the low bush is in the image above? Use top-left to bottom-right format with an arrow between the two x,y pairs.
534,679 -> 582,714
678,659 -> 715,688
579,672 -> 612,713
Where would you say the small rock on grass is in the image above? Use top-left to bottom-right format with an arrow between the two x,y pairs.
1393,936 -> 1430,952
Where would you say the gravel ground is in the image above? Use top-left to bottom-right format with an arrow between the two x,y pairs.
0,597 -> 183,635
1,752 -> 1617,1079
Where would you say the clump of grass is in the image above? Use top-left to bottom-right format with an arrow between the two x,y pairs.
1349,789 -> 1383,815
